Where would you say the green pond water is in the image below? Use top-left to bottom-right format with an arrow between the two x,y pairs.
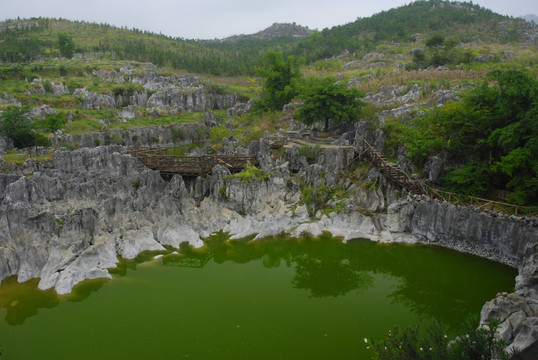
0,233 -> 517,360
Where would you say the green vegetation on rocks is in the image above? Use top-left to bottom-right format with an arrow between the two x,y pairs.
383,70 -> 537,205
367,316 -> 518,360
294,77 -> 365,130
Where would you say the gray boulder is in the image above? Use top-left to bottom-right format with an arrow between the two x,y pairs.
29,105 -> 57,119
51,82 -> 70,96
73,88 -> 117,110
204,111 -> 218,128
0,137 -> 7,154
227,99 -> 252,116
130,91 -> 148,108
480,287 -> 538,352
0,92 -> 21,106
284,145 -> 309,173
423,155 -> 444,184
434,90 -> 459,105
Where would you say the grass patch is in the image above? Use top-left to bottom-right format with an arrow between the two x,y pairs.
2,150 -> 55,165
227,163 -> 271,183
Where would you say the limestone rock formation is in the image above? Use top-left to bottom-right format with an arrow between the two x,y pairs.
28,105 -> 57,119
0,92 -> 21,106
51,82 -> 70,96
73,87 -> 117,110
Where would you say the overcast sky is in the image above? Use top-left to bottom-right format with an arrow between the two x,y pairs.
2,0 -> 537,39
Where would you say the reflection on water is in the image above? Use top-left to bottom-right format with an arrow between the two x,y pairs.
0,232 -> 516,331
0,277 -> 59,326
159,231 -> 516,331
0,276 -> 110,325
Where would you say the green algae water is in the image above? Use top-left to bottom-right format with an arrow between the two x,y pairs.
0,234 -> 517,360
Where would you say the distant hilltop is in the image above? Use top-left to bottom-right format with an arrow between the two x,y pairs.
522,14 -> 537,23
220,22 -> 312,42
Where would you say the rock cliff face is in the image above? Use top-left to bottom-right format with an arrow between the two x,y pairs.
0,144 -> 536,350
56,122 -> 209,148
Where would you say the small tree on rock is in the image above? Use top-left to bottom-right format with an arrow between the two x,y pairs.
294,78 -> 365,131
0,105 -> 35,148
255,51 -> 303,111
35,113 -> 66,148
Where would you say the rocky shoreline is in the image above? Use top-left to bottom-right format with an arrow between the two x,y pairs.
0,141 -> 537,351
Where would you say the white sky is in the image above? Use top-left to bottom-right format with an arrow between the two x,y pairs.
2,0 -> 537,39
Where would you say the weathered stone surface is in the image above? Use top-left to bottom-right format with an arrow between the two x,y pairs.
363,84 -> 421,107
227,98 -> 253,116
51,82 -> 70,96
480,287 -> 538,352
434,89 -> 459,105
146,87 -> 237,115
73,87 -> 117,110
283,145 -> 309,173
516,242 -> 538,290
93,69 -> 125,83
423,155 -> 444,184
130,91 -> 148,108
28,105 -> 57,119
0,137 -> 8,154
0,92 -> 21,106
56,123 -> 209,148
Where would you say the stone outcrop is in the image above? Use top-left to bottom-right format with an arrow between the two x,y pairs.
56,123 -> 209,148
0,92 -> 21,106
143,87 -> 237,115
51,82 -> 70,96
363,84 -> 422,107
73,87 -> 117,110
28,105 -> 57,119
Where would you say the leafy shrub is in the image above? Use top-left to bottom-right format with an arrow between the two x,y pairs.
229,163 -> 270,183
301,185 -> 333,217
209,125 -> 232,143
366,316 -> 518,360
171,126 -> 186,142
33,132 -> 52,147
298,144 -> 321,163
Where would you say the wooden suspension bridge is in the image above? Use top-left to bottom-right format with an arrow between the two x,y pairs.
129,148 -> 256,177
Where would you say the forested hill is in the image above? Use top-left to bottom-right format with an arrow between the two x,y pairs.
0,0 -> 535,75
290,0 -> 535,62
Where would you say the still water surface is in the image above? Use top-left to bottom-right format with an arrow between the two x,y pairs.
0,234 -> 516,359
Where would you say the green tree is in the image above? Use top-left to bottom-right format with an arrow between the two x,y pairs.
255,51 -> 302,111
0,105 -> 35,148
57,32 -> 75,58
294,78 -> 365,131
426,34 -> 445,48
35,113 -> 66,148
383,69 -> 538,205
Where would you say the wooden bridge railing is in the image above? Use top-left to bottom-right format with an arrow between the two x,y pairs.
425,187 -> 538,217
360,139 -> 536,217
129,148 -> 256,176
